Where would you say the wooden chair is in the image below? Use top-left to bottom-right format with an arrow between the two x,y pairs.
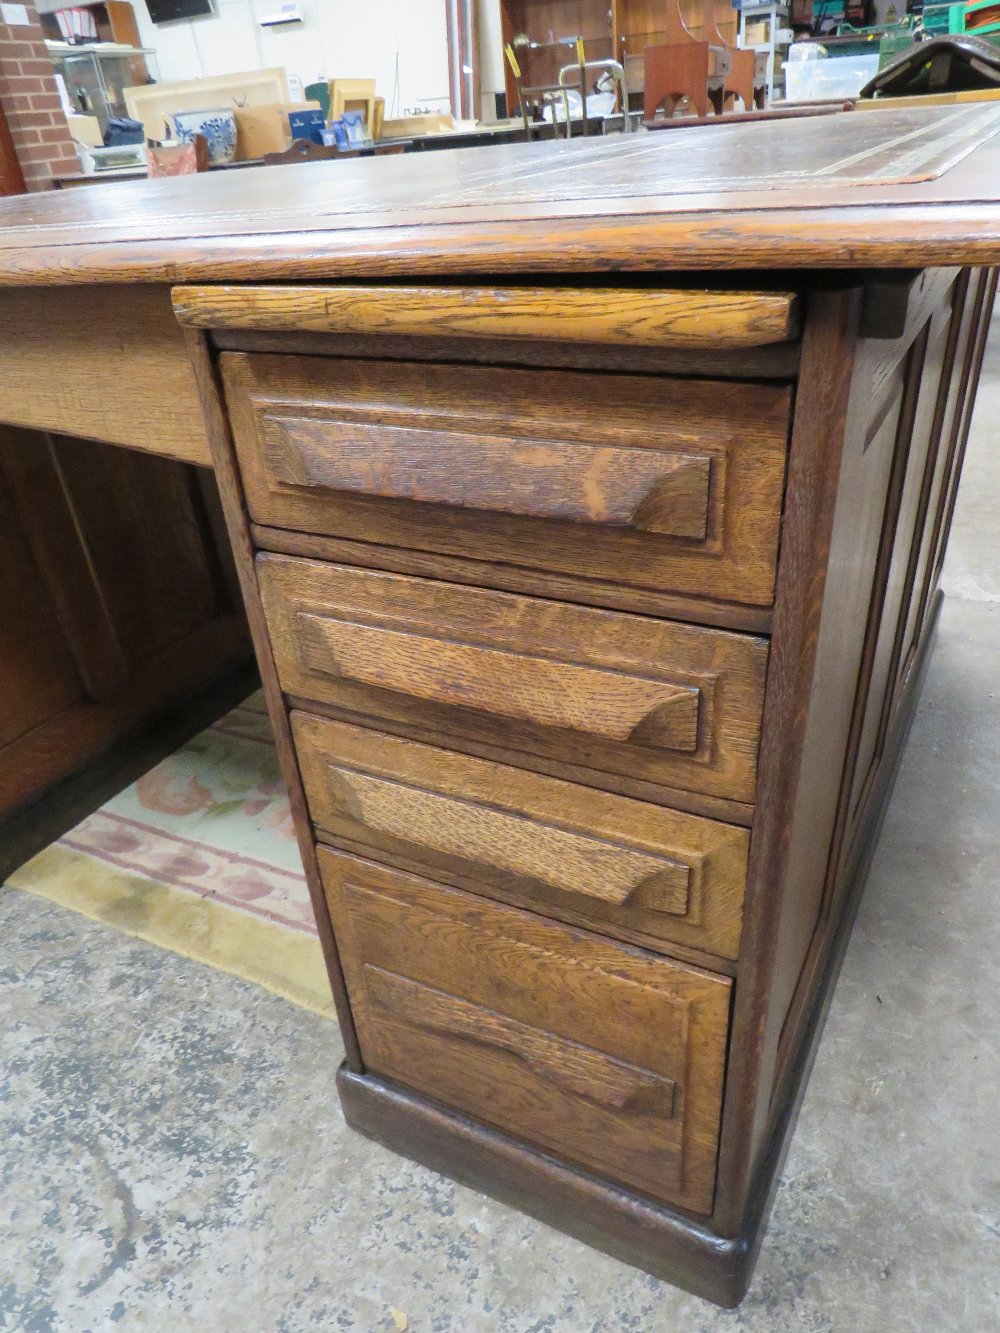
505,38 -> 585,139
636,0 -> 764,121
562,56 -> 631,128
708,0 -> 767,110
638,11 -> 721,120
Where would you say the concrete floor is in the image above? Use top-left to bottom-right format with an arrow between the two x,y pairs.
3,331 -> 1000,1333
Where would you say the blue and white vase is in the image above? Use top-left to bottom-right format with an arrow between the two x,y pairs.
171,108 -> 238,165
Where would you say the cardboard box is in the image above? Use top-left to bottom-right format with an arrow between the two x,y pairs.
66,112 -> 102,149
380,113 -> 454,139
234,100 -> 322,160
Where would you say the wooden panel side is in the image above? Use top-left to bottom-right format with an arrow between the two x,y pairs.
181,327 -> 364,1071
714,268 -> 976,1235
0,450 -> 81,747
0,430 -> 131,704
0,285 -> 211,465
713,283 -> 865,1234
43,435 -> 222,666
762,324 -> 927,1035
771,265 -> 997,1095
0,426 -> 249,816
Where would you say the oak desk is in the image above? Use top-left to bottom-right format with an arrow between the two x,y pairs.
2,105 -> 999,1306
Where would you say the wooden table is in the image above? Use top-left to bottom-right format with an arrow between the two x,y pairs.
3,105 -> 999,1307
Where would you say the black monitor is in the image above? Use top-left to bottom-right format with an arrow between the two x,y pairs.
145,0 -> 214,23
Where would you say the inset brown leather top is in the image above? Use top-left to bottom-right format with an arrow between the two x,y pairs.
2,104 -> 1000,281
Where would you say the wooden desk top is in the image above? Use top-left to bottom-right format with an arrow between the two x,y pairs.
2,105 -> 1000,284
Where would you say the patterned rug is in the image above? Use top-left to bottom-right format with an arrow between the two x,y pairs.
5,692 -> 333,1016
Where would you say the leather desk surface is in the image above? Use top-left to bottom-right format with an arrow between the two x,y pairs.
0,105 -> 996,291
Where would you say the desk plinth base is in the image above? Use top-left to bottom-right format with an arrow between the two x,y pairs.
336,1066 -> 755,1308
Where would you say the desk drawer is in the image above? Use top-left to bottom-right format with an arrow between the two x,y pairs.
295,712 -> 748,960
223,354 -> 790,608
320,846 -> 731,1214
259,554 -> 768,807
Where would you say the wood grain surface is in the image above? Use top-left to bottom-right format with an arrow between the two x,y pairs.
320,847 -> 732,1214
260,416 -> 714,540
224,354 -> 791,609
182,327 -> 364,1071
296,613 -> 700,751
210,325 -> 802,383
294,712 -> 749,960
257,554 -> 769,808
0,286 -> 210,464
250,523 -> 775,635
173,284 -> 800,348
0,423 -> 249,816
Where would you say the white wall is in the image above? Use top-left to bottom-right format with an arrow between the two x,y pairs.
132,0 -> 453,117
478,0 -> 503,96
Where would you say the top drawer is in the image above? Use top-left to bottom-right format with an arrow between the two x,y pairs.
222,354 -> 791,608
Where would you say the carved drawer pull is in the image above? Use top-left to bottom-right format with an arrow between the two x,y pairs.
324,763 -> 691,915
262,414 -> 712,540
365,966 -> 677,1119
298,614 -> 701,753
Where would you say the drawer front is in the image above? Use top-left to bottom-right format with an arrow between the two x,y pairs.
320,847 -> 732,1214
295,712 -> 748,959
259,555 -> 768,806
224,354 -> 791,607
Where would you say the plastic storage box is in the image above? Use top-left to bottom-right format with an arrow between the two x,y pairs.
784,52 -> 880,100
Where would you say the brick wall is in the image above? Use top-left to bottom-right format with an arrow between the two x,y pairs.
0,3 -> 78,190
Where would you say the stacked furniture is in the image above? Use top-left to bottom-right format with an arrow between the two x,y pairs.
503,0 -> 765,116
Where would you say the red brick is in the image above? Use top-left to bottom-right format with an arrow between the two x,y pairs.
0,1 -> 77,184
2,76 -> 49,95
6,109 -> 53,129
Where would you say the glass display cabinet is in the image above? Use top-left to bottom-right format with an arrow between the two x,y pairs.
47,41 -> 159,135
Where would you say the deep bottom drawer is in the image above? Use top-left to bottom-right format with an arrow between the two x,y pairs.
320,846 -> 732,1215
